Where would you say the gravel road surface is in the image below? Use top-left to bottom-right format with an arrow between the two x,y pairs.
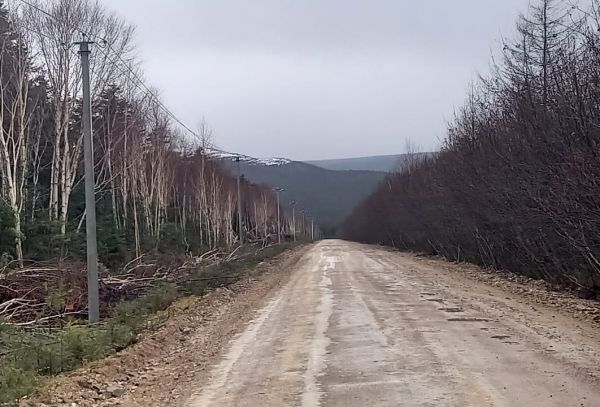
187,240 -> 600,407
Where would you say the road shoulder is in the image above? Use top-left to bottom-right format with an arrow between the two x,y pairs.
375,246 -> 600,385
20,244 -> 312,407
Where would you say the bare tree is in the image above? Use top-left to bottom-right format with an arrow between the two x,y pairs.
22,0 -> 134,235
342,0 -> 600,291
0,8 -> 36,265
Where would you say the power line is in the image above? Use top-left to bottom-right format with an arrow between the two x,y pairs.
93,45 -> 253,159
98,57 -> 257,160
15,0 -> 277,165
17,20 -> 59,43
6,0 -> 56,42
15,0 -> 108,43
15,0 -> 56,22
103,44 -> 202,138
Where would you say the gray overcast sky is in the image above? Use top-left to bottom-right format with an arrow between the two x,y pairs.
102,0 -> 529,160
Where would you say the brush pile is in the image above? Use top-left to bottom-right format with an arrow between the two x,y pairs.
0,248 -> 234,326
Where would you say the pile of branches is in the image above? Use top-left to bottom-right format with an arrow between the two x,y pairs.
0,243 -> 276,326
0,263 -> 88,325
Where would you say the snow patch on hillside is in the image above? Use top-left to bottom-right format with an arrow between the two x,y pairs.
207,150 -> 292,166
255,157 -> 292,166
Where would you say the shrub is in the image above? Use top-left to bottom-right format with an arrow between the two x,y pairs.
0,198 -> 16,263
0,364 -> 38,405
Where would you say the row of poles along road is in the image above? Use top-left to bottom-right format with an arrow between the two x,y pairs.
76,40 -> 319,323
235,156 -> 318,246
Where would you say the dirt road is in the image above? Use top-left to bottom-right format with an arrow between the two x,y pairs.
187,240 -> 600,407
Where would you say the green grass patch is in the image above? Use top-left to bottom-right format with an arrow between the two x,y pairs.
0,282 -> 178,405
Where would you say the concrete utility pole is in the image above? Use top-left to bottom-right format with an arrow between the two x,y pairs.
236,156 -> 243,245
273,187 -> 283,244
311,219 -> 315,241
77,37 -> 99,323
290,200 -> 296,242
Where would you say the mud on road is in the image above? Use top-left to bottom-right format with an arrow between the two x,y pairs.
24,240 -> 600,406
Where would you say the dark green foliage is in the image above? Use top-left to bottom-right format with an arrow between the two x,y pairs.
0,364 -> 38,405
157,222 -> 185,253
138,282 -> 179,314
220,159 -> 386,235
0,199 -> 16,263
21,219 -> 66,260
96,220 -> 129,269
22,206 -> 127,266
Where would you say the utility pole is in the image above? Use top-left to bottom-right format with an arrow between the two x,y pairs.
77,37 -> 99,323
273,187 -> 283,244
236,156 -> 243,245
290,200 -> 296,242
311,219 -> 315,241
301,210 -> 306,239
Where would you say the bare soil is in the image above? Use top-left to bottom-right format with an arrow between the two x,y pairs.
411,252 -> 600,325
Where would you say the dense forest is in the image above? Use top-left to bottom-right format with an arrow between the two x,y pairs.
0,0 -> 302,271
220,158 -> 386,236
341,0 -> 600,292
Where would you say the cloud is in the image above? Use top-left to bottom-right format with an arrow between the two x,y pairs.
102,0 -> 529,159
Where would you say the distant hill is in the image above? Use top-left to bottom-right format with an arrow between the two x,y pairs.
218,156 -> 386,235
306,154 -> 409,172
